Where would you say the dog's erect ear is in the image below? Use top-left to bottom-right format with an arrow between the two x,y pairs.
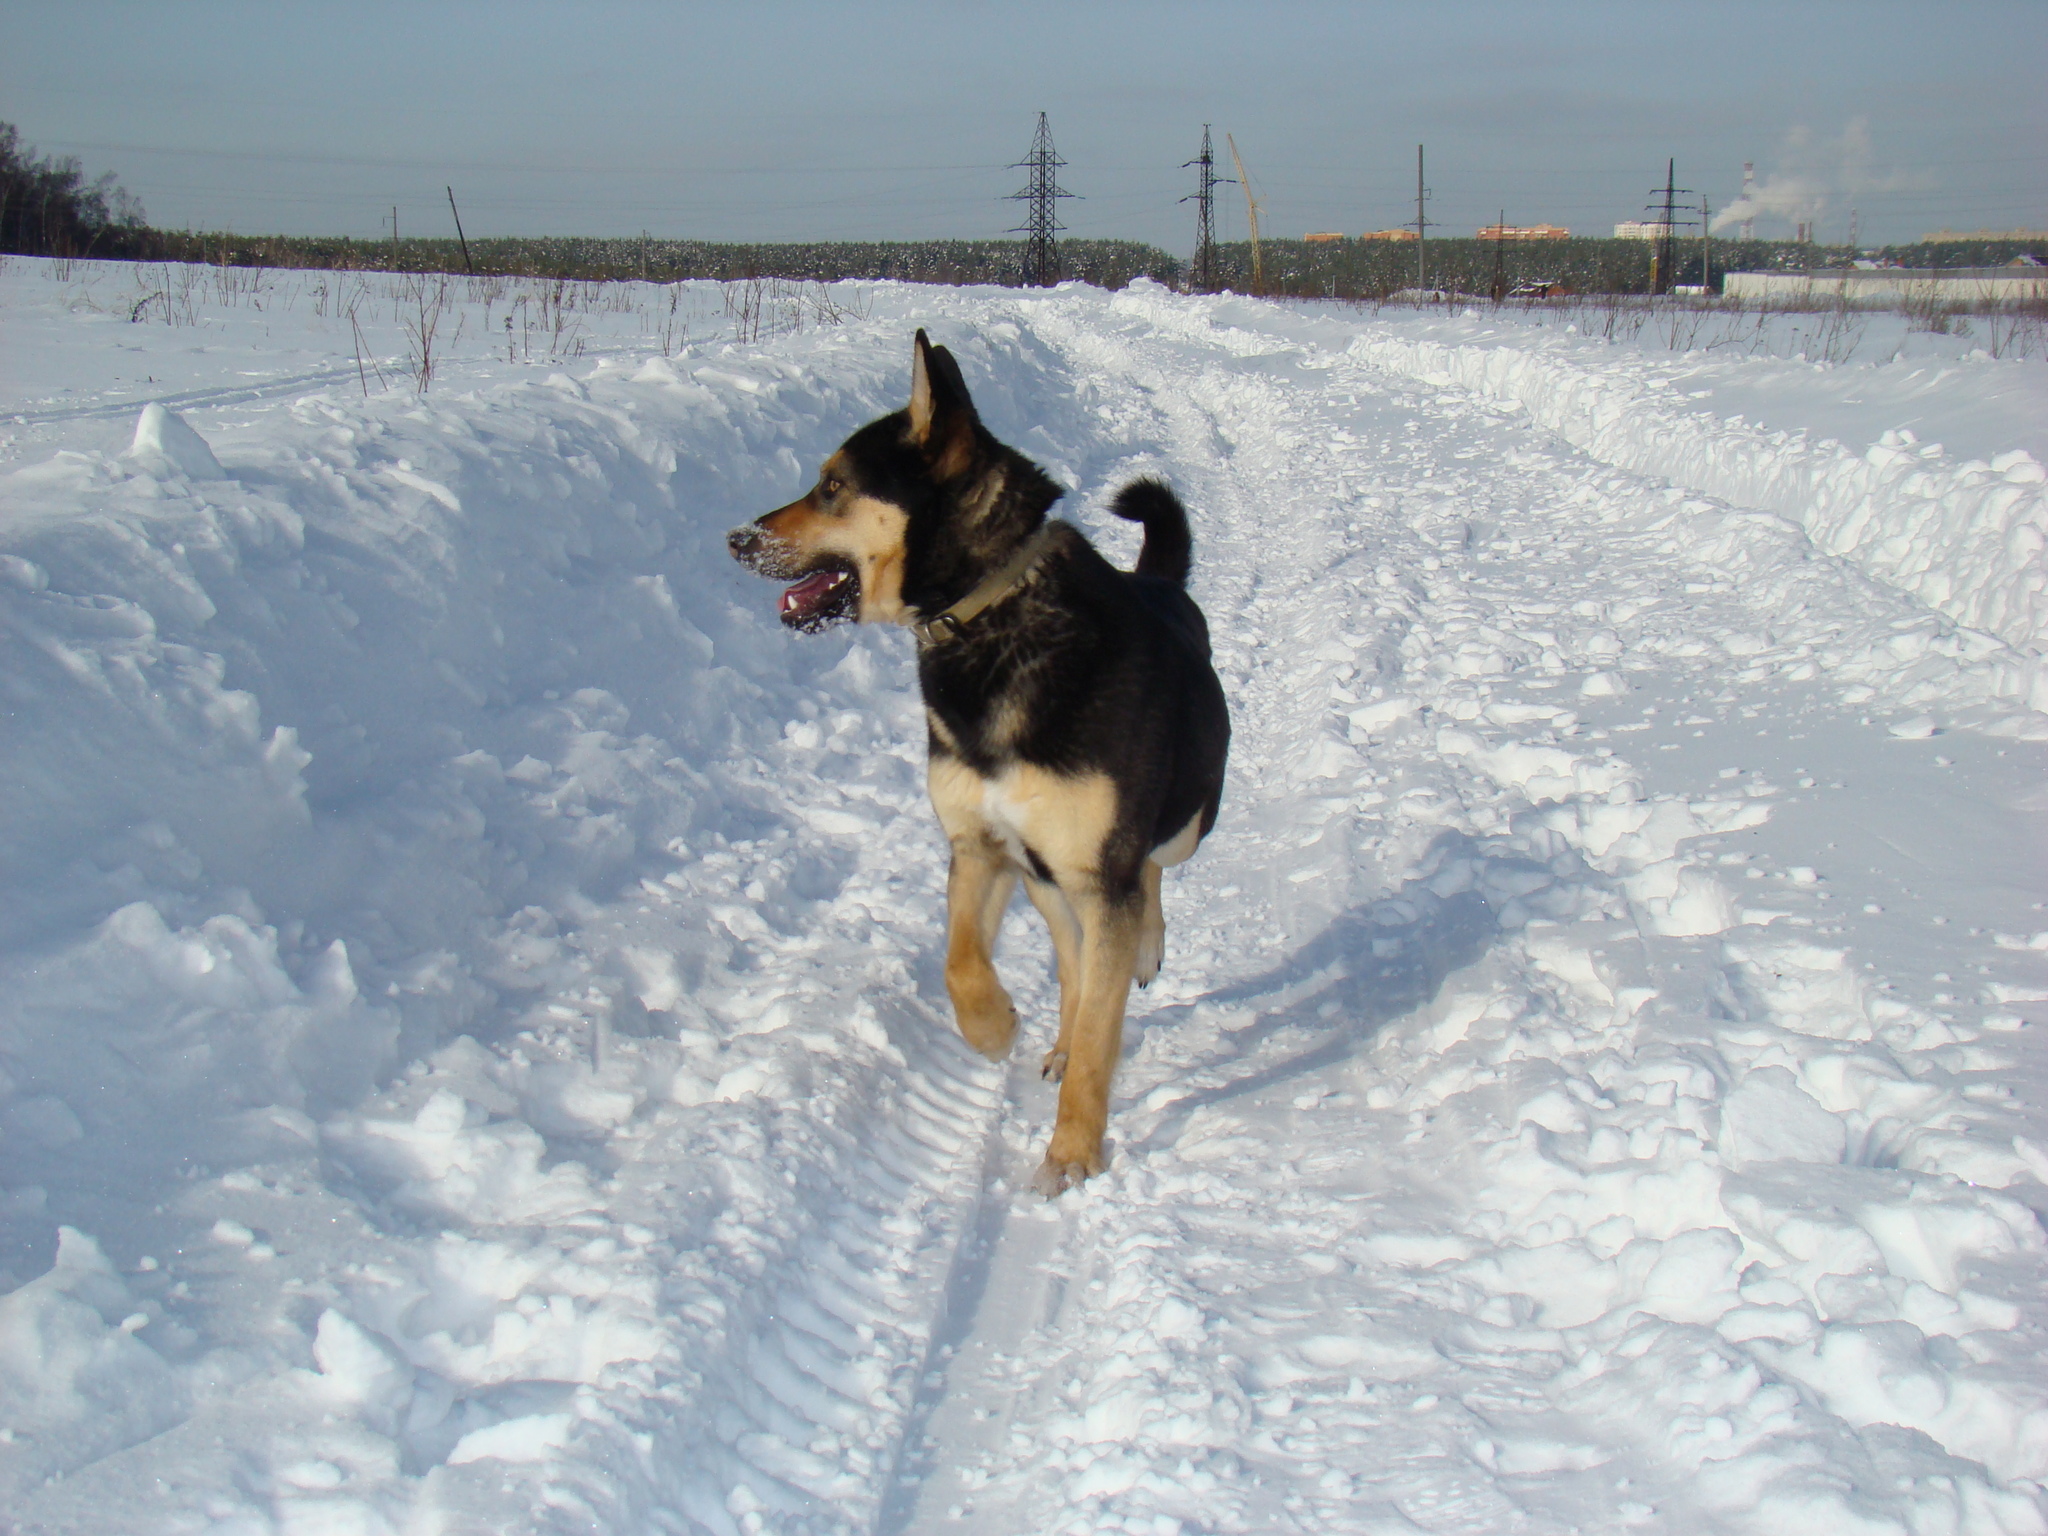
907,329 -> 979,477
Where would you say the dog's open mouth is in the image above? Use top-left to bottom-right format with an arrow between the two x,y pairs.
779,564 -> 859,630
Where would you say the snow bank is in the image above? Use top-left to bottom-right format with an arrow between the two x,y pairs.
0,308 -> 1064,1529
1342,327 -> 2048,703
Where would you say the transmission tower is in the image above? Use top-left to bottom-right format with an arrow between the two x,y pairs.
1008,112 -> 1072,288
1643,158 -> 1697,295
1181,125 -> 1234,292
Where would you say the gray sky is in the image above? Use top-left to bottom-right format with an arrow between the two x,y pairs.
6,0 -> 2043,251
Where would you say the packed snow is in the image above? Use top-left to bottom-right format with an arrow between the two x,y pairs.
2,255 -> 2046,1535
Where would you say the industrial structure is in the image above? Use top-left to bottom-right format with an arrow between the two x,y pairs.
1723,266 -> 2048,303
1007,113 -> 1071,288
1227,134 -> 1263,295
1181,126 -> 1230,292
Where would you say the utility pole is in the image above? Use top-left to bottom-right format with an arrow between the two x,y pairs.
1656,159 -> 1677,296
1700,197 -> 1711,294
446,186 -> 474,274
1008,112 -> 1072,288
1181,125 -> 1234,293
390,205 -> 399,271
1414,144 -> 1431,292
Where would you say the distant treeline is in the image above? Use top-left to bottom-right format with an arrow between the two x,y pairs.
135,231 -> 1183,288
66,231 -> 2047,297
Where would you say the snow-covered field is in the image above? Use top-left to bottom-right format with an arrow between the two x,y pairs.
3,255 -> 2046,1535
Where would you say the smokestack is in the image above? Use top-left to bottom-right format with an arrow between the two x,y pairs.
1740,161 -> 1755,241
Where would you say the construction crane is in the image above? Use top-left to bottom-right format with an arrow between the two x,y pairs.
1227,134 -> 1263,296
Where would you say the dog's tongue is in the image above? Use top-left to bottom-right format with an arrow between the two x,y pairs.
781,569 -> 848,623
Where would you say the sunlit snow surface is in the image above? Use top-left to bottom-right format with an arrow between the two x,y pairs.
2,257 -> 2046,1535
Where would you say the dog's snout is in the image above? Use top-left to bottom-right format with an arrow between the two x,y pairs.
727,524 -> 762,563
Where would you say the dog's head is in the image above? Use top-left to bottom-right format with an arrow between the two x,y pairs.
727,330 -> 1057,631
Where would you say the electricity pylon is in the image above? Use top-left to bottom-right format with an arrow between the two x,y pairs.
1008,113 -> 1072,288
1182,124 -> 1233,293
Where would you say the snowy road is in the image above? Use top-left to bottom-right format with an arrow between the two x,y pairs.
2,262 -> 2046,1534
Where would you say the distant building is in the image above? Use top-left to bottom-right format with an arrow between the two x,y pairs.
1303,233 -> 1346,243
1359,228 -> 1419,242
1476,223 -> 1570,241
1723,267 -> 2048,303
1922,228 -> 2048,243
1613,221 -> 1674,241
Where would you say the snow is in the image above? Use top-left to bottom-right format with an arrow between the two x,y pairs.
2,255 -> 2046,1534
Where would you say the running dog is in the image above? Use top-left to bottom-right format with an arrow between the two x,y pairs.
727,331 -> 1229,1195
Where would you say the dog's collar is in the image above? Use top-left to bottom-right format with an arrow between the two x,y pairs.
911,522 -> 1062,645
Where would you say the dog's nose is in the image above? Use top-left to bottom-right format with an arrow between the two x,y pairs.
727,525 -> 761,562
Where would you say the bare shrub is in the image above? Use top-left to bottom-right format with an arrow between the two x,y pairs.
1983,300 -> 2047,361
399,273 -> 449,391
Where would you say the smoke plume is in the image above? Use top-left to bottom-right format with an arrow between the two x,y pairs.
1711,118 -> 1922,238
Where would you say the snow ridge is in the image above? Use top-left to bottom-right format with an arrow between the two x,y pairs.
1338,326 -> 2048,705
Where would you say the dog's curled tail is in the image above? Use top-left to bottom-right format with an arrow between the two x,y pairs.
1110,477 -> 1193,587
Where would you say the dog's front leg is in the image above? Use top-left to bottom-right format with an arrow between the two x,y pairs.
1034,889 -> 1141,1196
945,840 -> 1020,1058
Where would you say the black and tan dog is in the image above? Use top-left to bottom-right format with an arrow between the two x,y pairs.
728,331 -> 1229,1194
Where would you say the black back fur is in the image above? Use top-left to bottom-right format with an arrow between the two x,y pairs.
857,337 -> 1230,903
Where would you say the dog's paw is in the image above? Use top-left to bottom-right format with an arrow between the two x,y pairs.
1040,1048 -> 1068,1082
1032,1157 -> 1091,1199
955,998 -> 1018,1059
1135,931 -> 1163,989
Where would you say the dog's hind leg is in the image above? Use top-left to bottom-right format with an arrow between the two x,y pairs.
1034,889 -> 1142,1197
1023,874 -> 1082,1080
1135,858 -> 1165,989
945,841 -> 1020,1058
1135,809 -> 1201,991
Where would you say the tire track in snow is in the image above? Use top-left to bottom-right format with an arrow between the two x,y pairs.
5,365 -> 369,425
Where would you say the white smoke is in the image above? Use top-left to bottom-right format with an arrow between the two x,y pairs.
1711,117 -> 1923,237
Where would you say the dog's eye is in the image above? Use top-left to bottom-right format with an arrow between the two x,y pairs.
820,475 -> 843,498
